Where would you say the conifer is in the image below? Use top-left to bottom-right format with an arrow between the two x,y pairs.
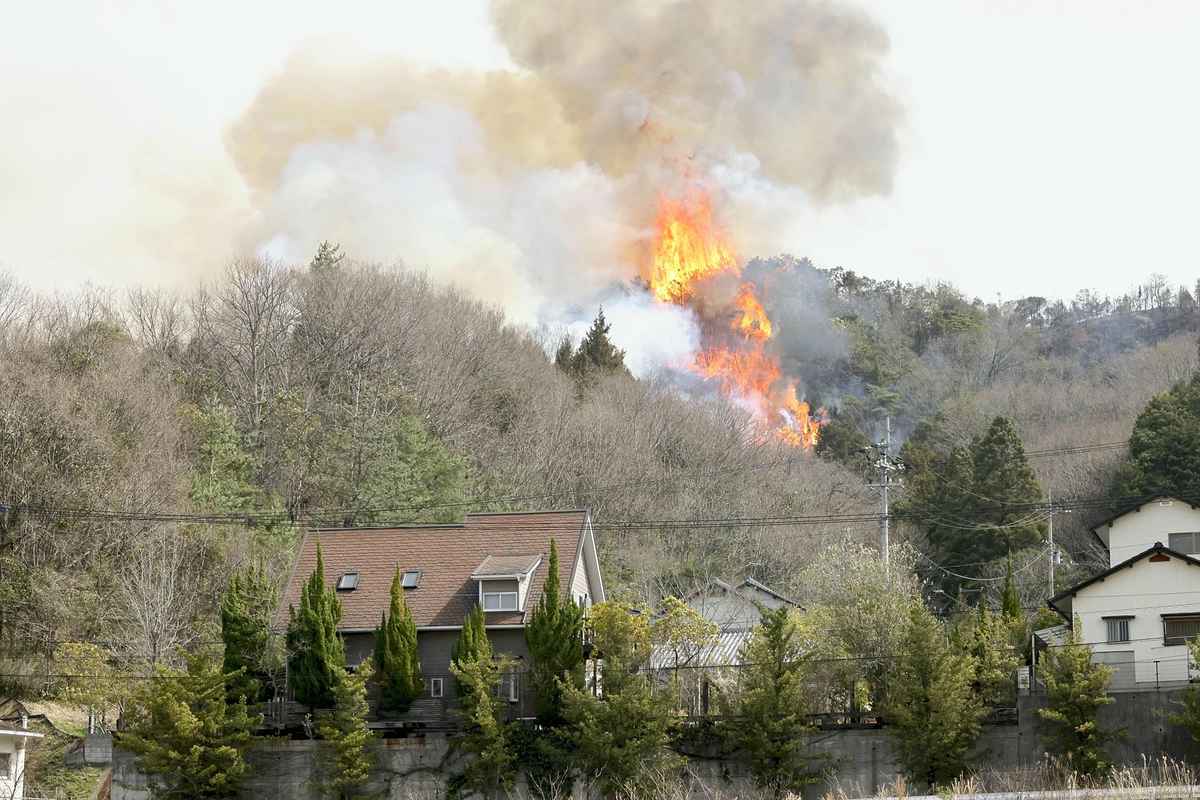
374,566 -> 423,712
524,539 -> 585,724
287,542 -> 345,709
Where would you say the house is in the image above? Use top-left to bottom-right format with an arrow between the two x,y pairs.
651,575 -> 798,716
275,509 -> 604,713
1045,496 -> 1200,689
0,718 -> 44,800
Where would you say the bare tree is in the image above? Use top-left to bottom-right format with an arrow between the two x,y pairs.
116,528 -> 206,668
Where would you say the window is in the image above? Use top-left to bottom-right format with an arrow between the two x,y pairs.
1163,614 -> 1200,646
1169,532 -> 1200,554
1104,616 -> 1131,643
0,752 -> 9,779
494,671 -> 519,703
483,591 -> 519,611
336,572 -> 359,591
429,677 -> 444,698
401,570 -> 422,589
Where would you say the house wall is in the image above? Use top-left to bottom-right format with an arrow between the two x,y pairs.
0,735 -> 28,800
1102,499 -> 1200,566
342,628 -> 530,700
686,588 -> 786,632
570,558 -> 591,607
1071,553 -> 1200,686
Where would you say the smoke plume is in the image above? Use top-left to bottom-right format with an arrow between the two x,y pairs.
228,0 -> 902,351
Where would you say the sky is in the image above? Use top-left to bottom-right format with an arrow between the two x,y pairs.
2,0 -> 1197,305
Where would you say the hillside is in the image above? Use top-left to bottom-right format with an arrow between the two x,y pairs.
0,260 -> 1196,675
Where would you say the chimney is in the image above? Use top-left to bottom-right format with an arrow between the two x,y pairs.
20,713 -> 28,730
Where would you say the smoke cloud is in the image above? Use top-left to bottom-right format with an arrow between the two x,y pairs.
229,0 -> 902,340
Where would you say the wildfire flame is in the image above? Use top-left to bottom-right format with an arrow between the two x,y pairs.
649,194 -> 737,304
732,282 -> 772,341
647,189 -> 825,449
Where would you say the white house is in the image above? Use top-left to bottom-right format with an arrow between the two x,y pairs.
1047,496 -> 1200,689
0,723 -> 44,800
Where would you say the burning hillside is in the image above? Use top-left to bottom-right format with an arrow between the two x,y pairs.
646,190 -> 827,448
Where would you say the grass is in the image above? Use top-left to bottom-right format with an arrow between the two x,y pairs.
23,727 -> 106,800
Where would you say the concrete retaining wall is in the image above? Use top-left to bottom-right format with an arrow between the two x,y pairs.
110,690 -> 1200,800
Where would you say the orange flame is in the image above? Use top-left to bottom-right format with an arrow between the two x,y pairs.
776,384 -> 827,449
694,348 -> 781,403
732,283 -> 772,341
649,194 -> 738,304
647,188 -> 825,449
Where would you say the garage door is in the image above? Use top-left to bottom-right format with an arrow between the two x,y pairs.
1093,650 -> 1135,689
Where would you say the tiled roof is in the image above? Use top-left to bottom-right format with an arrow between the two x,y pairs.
275,510 -> 589,630
472,554 -> 542,577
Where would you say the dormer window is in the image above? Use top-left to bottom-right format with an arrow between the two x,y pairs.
482,581 -> 520,611
336,572 -> 359,591
401,570 -> 422,589
471,553 -> 541,613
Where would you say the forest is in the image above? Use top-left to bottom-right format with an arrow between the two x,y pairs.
1,248 -> 1199,679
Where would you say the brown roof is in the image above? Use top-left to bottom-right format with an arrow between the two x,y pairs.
275,510 -> 589,630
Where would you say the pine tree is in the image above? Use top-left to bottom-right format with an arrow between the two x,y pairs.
971,416 -> 1045,556
724,605 -> 823,800
887,604 -> 984,789
374,566 -> 423,712
553,336 -> 575,372
287,542 -> 345,709
524,539 -> 585,725
567,308 -> 631,385
1037,621 -> 1114,777
1120,373 -> 1200,499
317,662 -> 377,800
221,564 -> 276,703
310,241 -> 345,272
122,651 -> 260,800
450,608 -> 515,799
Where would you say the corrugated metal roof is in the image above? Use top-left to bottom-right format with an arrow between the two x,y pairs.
651,630 -> 751,669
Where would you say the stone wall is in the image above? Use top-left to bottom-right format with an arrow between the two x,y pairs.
109,690 -> 1200,800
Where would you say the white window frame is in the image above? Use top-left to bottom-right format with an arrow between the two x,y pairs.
429,677 -> 444,698
493,671 -> 519,703
482,591 -> 519,612
336,572 -> 359,591
1104,616 -> 1131,644
401,570 -> 421,589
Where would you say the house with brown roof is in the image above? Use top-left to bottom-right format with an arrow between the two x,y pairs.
276,509 -> 604,711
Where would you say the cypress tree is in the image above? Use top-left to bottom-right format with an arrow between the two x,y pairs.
972,416 -> 1045,556
453,605 -> 489,669
1000,555 -> 1023,620
567,309 -> 631,384
374,566 -> 423,712
221,564 -> 275,703
287,542 -> 345,709
887,604 -> 984,789
1037,621 -> 1114,776
524,539 -> 585,725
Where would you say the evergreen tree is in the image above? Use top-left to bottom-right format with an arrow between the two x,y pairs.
556,601 -> 679,795
374,566 -> 423,712
724,606 -> 823,800
185,398 -> 259,514
1170,638 -> 1200,743
813,414 -> 872,473
310,241 -> 345,272
553,336 -> 575,372
317,662 -> 377,800
566,308 -> 631,385
453,604 -> 489,669
287,542 -> 345,709
122,651 -> 259,800
1037,621 -> 1114,776
1000,555 -> 1023,621
1119,373 -> 1200,500
524,539 -> 585,725
971,416 -> 1045,555
450,608 -> 516,799
966,605 -> 1021,710
221,564 -> 276,703
887,604 -> 984,789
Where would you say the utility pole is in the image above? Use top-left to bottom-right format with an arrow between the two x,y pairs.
867,416 -> 904,569
1047,488 -> 1055,597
